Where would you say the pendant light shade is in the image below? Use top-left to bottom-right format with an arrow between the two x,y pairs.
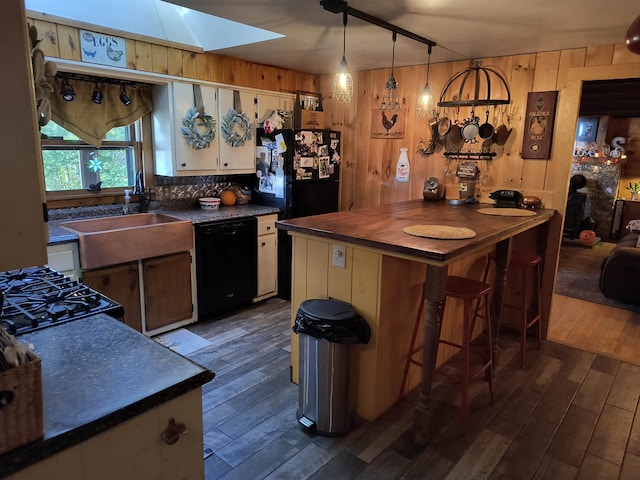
332,11 -> 353,103
416,45 -> 433,118
381,32 -> 401,112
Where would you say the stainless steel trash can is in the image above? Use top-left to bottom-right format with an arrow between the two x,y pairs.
293,299 -> 370,436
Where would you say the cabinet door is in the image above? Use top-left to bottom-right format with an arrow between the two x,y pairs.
218,88 -> 256,173
257,233 -> 277,297
83,262 -> 142,332
153,82 -> 219,176
256,92 -> 295,125
143,252 -> 193,332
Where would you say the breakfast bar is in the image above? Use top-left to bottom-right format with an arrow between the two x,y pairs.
277,199 -> 561,443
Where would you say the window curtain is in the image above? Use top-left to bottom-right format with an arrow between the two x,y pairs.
47,76 -> 153,146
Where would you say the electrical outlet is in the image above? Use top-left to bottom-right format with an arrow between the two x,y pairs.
332,244 -> 346,268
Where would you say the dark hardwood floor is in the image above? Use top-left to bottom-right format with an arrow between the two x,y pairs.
186,297 -> 640,480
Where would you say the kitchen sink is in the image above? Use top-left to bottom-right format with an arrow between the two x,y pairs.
60,213 -> 194,270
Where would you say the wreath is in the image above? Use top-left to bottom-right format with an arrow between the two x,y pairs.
221,109 -> 252,147
181,108 -> 216,150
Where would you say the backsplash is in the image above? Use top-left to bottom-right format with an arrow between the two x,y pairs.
47,174 -> 257,220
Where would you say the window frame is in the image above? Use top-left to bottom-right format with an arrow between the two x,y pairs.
41,122 -> 143,202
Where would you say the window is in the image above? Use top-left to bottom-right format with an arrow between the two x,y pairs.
40,121 -> 141,194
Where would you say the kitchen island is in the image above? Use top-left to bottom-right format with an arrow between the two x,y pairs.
0,313 -> 214,478
277,199 -> 561,443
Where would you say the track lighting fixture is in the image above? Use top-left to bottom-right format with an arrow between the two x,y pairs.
380,32 -> 401,112
332,11 -> 353,103
120,85 -> 132,106
60,78 -> 75,102
416,45 -> 433,118
91,83 -> 102,104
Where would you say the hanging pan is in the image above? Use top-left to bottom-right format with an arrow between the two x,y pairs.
478,110 -> 494,139
438,115 -> 451,138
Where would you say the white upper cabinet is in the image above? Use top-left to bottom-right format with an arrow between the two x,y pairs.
256,92 -> 295,125
153,82 -> 219,176
217,88 -> 256,173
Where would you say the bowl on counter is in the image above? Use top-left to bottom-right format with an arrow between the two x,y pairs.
199,197 -> 220,210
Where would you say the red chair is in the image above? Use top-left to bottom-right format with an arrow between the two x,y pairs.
400,275 -> 494,434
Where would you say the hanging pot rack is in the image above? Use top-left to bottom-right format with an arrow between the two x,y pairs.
438,60 -> 511,109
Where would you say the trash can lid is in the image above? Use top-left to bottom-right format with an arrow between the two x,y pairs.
298,299 -> 358,323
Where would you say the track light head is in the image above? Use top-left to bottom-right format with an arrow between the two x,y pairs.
61,78 -> 75,102
91,83 -> 102,104
120,85 -> 132,106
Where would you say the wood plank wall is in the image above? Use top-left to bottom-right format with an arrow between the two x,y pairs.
26,15 -> 319,95
320,45 -> 640,213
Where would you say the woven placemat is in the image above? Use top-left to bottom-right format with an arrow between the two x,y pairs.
478,207 -> 537,217
403,224 -> 477,239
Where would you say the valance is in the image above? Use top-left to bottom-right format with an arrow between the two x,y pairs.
47,76 -> 153,146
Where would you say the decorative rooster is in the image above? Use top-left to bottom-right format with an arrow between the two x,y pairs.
381,112 -> 398,134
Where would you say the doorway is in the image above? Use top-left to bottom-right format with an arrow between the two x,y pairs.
548,63 -> 640,363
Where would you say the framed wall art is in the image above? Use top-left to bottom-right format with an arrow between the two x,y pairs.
521,91 -> 558,159
371,107 -> 406,139
575,116 -> 599,142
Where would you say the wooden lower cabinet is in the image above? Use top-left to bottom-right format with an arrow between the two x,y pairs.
8,389 -> 205,480
83,261 -> 142,332
82,251 -> 194,335
255,214 -> 278,300
144,252 -> 193,332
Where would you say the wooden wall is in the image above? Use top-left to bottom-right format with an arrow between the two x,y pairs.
320,45 -> 640,214
26,14 -> 319,94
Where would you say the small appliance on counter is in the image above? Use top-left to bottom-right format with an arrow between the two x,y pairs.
489,189 -> 525,208
423,177 -> 445,201
0,266 -> 124,336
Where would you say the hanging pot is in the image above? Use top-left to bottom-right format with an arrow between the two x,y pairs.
446,124 -> 464,151
438,116 -> 451,138
493,124 -> 512,146
478,110 -> 494,139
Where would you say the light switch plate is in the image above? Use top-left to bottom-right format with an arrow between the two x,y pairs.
332,244 -> 346,268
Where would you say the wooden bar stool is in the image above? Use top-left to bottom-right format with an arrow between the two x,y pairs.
400,275 -> 494,434
478,251 -> 543,368
508,252 -> 543,368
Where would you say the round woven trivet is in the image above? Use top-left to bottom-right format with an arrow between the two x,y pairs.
478,208 -> 537,217
403,224 -> 477,239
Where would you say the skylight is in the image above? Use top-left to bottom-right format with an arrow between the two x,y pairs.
25,0 -> 284,51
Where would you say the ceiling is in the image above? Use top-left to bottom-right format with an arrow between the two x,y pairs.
166,0 -> 640,74
27,0 -> 639,75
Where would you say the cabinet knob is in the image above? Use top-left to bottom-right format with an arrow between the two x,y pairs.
161,418 -> 187,445
181,162 -> 187,167
266,226 -> 271,231
223,162 -> 229,167
261,241 -> 266,247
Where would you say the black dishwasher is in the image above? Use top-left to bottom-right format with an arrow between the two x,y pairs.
195,217 -> 257,321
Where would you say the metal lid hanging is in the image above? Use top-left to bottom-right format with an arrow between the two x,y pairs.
438,60 -> 511,109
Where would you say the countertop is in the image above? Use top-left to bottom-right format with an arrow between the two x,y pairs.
277,200 -> 557,265
0,313 -> 215,476
47,204 -> 281,245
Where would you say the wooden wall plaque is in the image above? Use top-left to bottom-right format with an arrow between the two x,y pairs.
521,91 -> 558,159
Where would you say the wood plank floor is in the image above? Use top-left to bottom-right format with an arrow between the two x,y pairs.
186,296 -> 640,480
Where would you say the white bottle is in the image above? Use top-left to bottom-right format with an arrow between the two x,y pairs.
123,189 -> 131,215
396,147 -> 410,183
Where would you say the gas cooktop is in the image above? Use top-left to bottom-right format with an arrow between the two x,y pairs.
0,266 -> 124,335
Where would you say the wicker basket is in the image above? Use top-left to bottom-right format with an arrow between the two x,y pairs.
0,354 -> 44,454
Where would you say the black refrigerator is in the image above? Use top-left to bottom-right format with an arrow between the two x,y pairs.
252,128 -> 341,299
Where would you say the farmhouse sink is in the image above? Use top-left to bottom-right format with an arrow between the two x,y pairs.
60,213 -> 193,270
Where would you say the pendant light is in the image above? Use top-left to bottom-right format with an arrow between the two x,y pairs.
380,31 -> 401,112
416,45 -> 433,118
332,11 -> 353,103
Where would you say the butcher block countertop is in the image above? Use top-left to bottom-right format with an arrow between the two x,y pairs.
276,199 -> 557,265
